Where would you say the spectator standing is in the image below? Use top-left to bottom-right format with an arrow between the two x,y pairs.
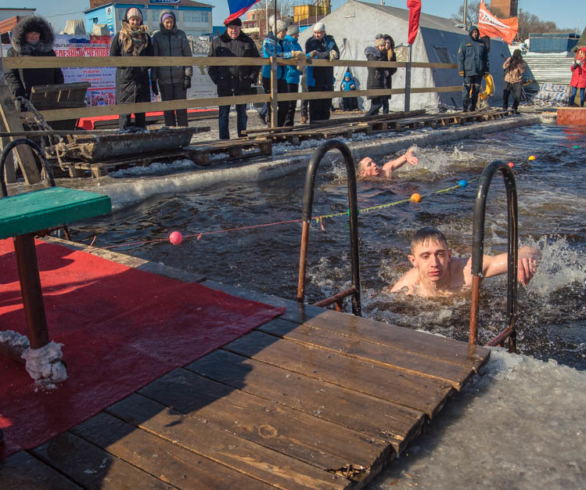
382,34 -> 397,114
110,7 -> 154,130
305,22 -> 339,122
284,24 -> 304,126
457,25 -> 489,112
340,71 -> 356,112
5,16 -> 64,112
364,38 -> 387,117
207,18 -> 260,140
569,47 -> 586,107
151,10 -> 193,127
261,20 -> 295,127
502,49 -> 526,114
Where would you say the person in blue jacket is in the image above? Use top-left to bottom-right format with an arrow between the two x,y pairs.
340,71 -> 356,111
305,22 -> 340,122
260,20 -> 301,127
457,25 -> 489,112
283,24 -> 304,126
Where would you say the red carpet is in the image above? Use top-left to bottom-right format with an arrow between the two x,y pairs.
0,239 -> 284,460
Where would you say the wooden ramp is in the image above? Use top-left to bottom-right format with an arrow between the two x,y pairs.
0,255 -> 490,490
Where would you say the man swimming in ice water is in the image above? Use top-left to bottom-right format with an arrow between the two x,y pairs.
357,147 -> 418,179
391,227 -> 539,297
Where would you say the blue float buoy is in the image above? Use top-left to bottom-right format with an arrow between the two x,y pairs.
458,180 -> 468,188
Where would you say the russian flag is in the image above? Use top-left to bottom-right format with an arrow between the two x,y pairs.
225,0 -> 261,25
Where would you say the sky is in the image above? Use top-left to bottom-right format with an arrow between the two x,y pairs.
21,0 -> 585,33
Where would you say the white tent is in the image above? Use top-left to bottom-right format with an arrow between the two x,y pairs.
298,0 -> 510,110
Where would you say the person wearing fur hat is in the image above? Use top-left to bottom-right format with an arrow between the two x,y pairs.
457,25 -> 489,112
207,17 -> 260,139
151,10 -> 193,127
5,16 -> 64,112
569,47 -> 586,107
502,49 -> 527,113
305,22 -> 339,122
109,7 -> 154,130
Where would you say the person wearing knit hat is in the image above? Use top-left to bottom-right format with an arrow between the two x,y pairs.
305,20 -> 339,122
260,19 -> 297,127
283,23 -> 304,125
208,16 -> 260,139
151,10 -> 192,127
110,6 -> 153,130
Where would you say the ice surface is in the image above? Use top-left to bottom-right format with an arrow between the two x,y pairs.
371,349 -> 586,489
21,341 -> 67,385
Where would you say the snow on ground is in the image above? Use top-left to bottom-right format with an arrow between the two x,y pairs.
371,348 -> 586,489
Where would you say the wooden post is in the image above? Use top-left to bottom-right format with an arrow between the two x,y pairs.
405,44 -> 412,113
0,118 -> 16,184
270,56 -> 278,129
14,234 -> 50,350
0,86 -> 41,184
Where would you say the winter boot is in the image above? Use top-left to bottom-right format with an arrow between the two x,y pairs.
462,100 -> 469,112
469,99 -> 477,112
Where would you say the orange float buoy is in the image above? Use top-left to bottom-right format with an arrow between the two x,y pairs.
411,193 -> 422,203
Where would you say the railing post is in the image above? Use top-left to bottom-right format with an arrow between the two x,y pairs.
469,160 -> 518,352
297,140 -> 361,316
270,56 -> 278,129
404,44 -> 412,112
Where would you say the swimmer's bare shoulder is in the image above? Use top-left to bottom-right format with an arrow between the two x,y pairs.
390,267 -> 419,294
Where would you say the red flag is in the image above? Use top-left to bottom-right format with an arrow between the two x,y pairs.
407,0 -> 422,45
478,0 -> 518,45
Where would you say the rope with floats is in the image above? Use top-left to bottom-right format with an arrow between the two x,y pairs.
88,155 -> 536,250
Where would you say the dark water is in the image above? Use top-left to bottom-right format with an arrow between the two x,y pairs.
72,124 -> 586,369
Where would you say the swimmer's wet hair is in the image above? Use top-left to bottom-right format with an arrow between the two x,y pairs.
410,227 -> 449,254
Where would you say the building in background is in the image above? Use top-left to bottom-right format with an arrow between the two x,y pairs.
490,0 -> 518,18
84,0 -> 213,38
0,8 -> 36,45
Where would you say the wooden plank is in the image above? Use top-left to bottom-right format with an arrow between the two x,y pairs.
302,310 -> 490,370
224,331 -> 453,418
107,393 -> 351,490
72,412 -> 276,490
0,85 -> 41,184
258,319 -> 475,390
202,279 -> 324,325
31,82 -> 90,94
32,431 -> 175,490
0,451 -> 82,490
138,368 -> 392,474
186,349 -> 425,453
34,94 -> 270,122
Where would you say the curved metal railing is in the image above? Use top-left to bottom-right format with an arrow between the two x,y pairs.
297,140 -> 362,316
469,160 -> 518,352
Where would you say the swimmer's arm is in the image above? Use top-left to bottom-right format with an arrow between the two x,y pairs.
381,148 -> 418,178
390,267 -> 418,293
482,246 -> 540,285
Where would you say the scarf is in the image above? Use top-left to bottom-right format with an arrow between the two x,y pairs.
119,22 -> 148,56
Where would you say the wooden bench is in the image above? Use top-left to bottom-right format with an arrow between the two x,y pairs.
0,187 -> 111,358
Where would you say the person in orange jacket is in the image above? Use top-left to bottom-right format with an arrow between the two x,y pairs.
569,47 -> 586,107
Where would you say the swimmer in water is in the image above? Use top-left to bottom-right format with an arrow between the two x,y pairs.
357,147 -> 418,179
391,227 -> 539,297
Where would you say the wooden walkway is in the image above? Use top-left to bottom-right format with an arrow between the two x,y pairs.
0,248 -> 490,490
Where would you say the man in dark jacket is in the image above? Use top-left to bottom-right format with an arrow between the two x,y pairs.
5,16 -> 64,112
208,18 -> 260,139
457,25 -> 489,112
305,22 -> 339,123
364,38 -> 387,117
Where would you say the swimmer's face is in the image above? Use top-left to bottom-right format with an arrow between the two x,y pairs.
359,157 -> 380,177
408,239 -> 451,282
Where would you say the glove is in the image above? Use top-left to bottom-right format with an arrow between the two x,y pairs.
309,50 -> 318,58
151,80 -> 159,96
293,51 -> 306,60
459,71 -> 465,77
576,60 -> 584,67
184,76 -> 191,90
329,50 -> 339,61
484,72 -> 490,76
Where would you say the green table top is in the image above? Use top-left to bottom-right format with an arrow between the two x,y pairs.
0,187 -> 111,240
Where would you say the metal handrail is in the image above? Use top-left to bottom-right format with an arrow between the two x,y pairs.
0,139 -> 55,197
469,160 -> 518,352
297,140 -> 362,316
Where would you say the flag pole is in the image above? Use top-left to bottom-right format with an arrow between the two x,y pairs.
405,43 -> 412,112
463,0 -> 468,29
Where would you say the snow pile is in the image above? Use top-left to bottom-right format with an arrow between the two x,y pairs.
21,341 -> 68,385
371,349 -> 586,489
109,159 -> 200,178
0,330 -> 30,351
